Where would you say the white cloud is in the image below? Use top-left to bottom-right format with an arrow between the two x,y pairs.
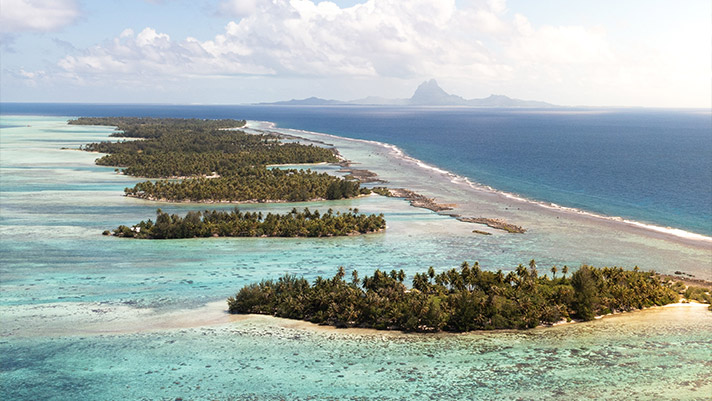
52,0 -> 510,82
0,0 -> 80,32
19,68 -> 41,78
9,0 -> 708,107
135,27 -> 170,48
55,25 -> 275,83
488,0 -> 506,14
218,0 -> 258,18
508,14 -> 613,65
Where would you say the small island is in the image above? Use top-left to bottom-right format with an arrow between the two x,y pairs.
108,207 -> 386,239
228,261 -> 711,332
124,167 -> 367,203
72,117 -> 368,203
73,117 -> 386,238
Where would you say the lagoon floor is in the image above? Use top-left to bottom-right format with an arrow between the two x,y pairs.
1,115 -> 711,400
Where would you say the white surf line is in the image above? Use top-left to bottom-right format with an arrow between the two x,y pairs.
245,120 -> 712,244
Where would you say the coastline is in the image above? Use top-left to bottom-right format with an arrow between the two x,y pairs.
248,301 -> 712,337
244,120 -> 712,279
8,113 -> 710,244
3,113 -> 712,401
124,192 -> 373,205
5,299 -> 708,339
5,114 -> 712,294
247,120 -> 712,245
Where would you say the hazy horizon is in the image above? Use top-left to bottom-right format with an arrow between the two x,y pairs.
1,0 -> 710,108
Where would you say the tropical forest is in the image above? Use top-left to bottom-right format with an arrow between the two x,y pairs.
72,117 -> 366,202
228,261 -> 711,332
109,207 -> 386,239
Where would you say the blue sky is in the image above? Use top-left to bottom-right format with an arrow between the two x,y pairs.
1,0 -> 709,107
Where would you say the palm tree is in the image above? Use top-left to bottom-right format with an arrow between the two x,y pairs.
551,265 -> 558,280
335,266 -> 346,282
528,259 -> 538,278
562,265 -> 569,280
516,264 -> 528,278
397,269 -> 406,283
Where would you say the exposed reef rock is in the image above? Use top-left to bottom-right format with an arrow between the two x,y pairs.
383,188 -> 454,212
454,216 -> 526,234
338,168 -> 387,184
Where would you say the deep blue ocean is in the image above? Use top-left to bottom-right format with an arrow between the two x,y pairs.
2,103 -> 710,235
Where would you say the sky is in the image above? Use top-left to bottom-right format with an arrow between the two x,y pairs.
0,0 -> 710,107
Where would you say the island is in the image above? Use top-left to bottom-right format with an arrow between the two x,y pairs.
124,168 -> 366,203
261,79 -> 556,107
228,261 -> 711,332
72,117 -> 369,202
107,207 -> 386,239
72,117 -> 387,237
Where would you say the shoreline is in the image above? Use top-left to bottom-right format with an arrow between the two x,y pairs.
451,215 -> 526,234
5,114 -> 712,401
124,192 -> 373,205
246,121 -> 712,245
385,187 -> 455,212
51,115 -> 712,246
243,301 -> 712,336
7,299 -> 708,339
659,274 -> 712,290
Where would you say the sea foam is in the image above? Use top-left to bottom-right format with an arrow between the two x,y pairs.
246,120 -> 712,244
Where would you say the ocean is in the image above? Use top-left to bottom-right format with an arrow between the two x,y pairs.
261,107 -> 712,237
1,105 -> 711,400
3,103 -> 710,236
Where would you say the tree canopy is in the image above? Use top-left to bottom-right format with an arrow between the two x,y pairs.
227,262 -> 692,332
74,117 -> 338,178
72,116 -> 368,203
125,167 -> 366,202
110,207 -> 386,239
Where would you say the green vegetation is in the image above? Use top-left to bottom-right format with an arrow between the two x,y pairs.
125,167 -> 367,202
227,261 -> 684,332
683,286 -> 712,307
74,117 -> 337,178
109,207 -> 385,239
86,135 -> 338,177
370,186 -> 392,197
663,279 -> 712,310
70,117 -> 247,138
71,117 -> 369,203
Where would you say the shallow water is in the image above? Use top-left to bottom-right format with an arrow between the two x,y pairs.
248,121 -> 712,279
1,115 -> 711,400
2,306 -> 711,400
4,104 -> 710,236
261,107 -> 712,237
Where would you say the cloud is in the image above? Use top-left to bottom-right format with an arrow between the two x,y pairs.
218,0 -> 258,18
508,14 -> 613,65
0,0 -> 80,33
18,68 -> 44,79
15,0 -> 702,107
50,0 -> 512,82
55,26 -> 275,83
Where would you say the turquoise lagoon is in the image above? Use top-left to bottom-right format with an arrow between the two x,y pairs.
1,115 -> 711,400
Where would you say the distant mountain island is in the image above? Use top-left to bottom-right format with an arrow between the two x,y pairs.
263,79 -> 556,107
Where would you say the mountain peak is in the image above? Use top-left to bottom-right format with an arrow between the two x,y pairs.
262,79 -> 555,107
416,79 -> 443,91
412,79 -> 446,97
410,79 -> 466,105
485,94 -> 511,100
